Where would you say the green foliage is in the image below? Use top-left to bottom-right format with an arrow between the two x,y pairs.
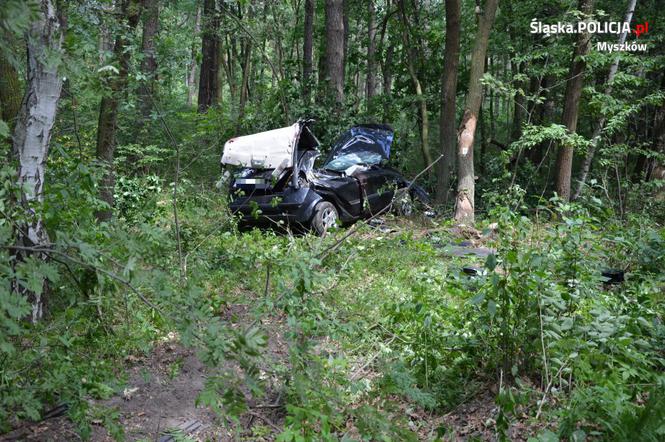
113,174 -> 163,222
3,0 -> 665,439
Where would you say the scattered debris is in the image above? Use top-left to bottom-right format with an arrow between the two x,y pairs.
158,419 -> 204,442
601,269 -> 625,285
441,245 -> 495,258
122,387 -> 139,401
462,266 -> 482,276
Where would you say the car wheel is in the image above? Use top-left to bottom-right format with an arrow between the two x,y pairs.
393,188 -> 413,216
311,201 -> 338,235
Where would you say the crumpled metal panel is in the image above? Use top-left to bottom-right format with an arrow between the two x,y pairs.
221,123 -> 300,169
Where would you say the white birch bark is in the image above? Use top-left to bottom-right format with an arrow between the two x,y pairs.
12,0 -> 64,322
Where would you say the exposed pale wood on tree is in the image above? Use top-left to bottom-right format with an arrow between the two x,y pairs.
454,0 -> 499,224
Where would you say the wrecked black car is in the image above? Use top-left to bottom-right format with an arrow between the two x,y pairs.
221,120 -> 427,234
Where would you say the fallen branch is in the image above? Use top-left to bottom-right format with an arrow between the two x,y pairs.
2,243 -> 198,344
245,411 -> 281,432
317,154 -> 444,263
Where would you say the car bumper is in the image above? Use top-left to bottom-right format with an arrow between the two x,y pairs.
229,187 -> 322,225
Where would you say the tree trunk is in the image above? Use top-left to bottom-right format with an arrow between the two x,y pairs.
511,60 -> 524,142
223,38 -> 237,103
197,0 -> 221,112
12,0 -> 64,322
186,5 -> 201,107
382,43 -> 394,122
555,0 -> 594,201
95,0 -> 142,221
138,0 -> 159,124
528,74 -> 555,165
454,0 -> 499,224
366,0 -> 377,103
237,40 -> 252,131
324,0 -> 345,107
303,0 -> 314,100
398,0 -> 432,167
0,51 -> 22,134
647,92 -> 665,182
573,0 -> 636,199
343,0 -> 349,83
435,0 -> 461,204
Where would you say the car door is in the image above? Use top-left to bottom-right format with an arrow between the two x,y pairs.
354,167 -> 394,216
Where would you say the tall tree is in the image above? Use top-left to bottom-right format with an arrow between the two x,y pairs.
197,0 -> 221,112
95,0 -> 142,221
366,0 -> 377,102
186,5 -> 201,107
237,39 -> 252,130
435,0 -> 461,204
12,0 -> 64,321
324,0 -> 345,107
555,0 -> 594,201
397,0 -> 433,167
573,0 -> 636,199
138,0 -> 159,123
0,51 -> 22,133
649,97 -> 665,183
303,0 -> 314,100
454,0 -> 499,224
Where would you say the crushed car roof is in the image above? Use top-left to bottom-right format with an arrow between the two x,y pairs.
221,121 -> 318,169
323,124 -> 394,166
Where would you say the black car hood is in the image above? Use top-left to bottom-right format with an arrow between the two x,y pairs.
322,124 -> 394,169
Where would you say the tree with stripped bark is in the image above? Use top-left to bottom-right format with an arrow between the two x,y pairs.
454,0 -> 499,224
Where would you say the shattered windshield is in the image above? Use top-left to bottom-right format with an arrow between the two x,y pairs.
324,151 -> 384,172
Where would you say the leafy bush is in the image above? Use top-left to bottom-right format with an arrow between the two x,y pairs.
113,174 -> 163,222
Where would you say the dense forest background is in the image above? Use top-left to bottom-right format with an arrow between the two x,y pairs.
1,0 -> 664,440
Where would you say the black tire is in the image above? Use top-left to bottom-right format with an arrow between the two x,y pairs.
393,188 -> 413,217
311,201 -> 338,235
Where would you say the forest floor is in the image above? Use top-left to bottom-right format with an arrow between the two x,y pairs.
3,217 -> 557,441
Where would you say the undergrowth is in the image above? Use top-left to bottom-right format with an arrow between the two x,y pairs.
1,150 -> 663,441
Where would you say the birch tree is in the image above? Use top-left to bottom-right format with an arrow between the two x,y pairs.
11,0 -> 64,322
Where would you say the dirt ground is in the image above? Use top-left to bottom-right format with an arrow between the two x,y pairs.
2,303 -> 289,442
2,225 -> 542,441
2,343 -> 536,441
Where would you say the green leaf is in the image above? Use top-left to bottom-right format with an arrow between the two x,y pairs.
470,293 -> 485,305
488,300 -> 497,318
485,253 -> 497,271
0,120 -> 9,138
